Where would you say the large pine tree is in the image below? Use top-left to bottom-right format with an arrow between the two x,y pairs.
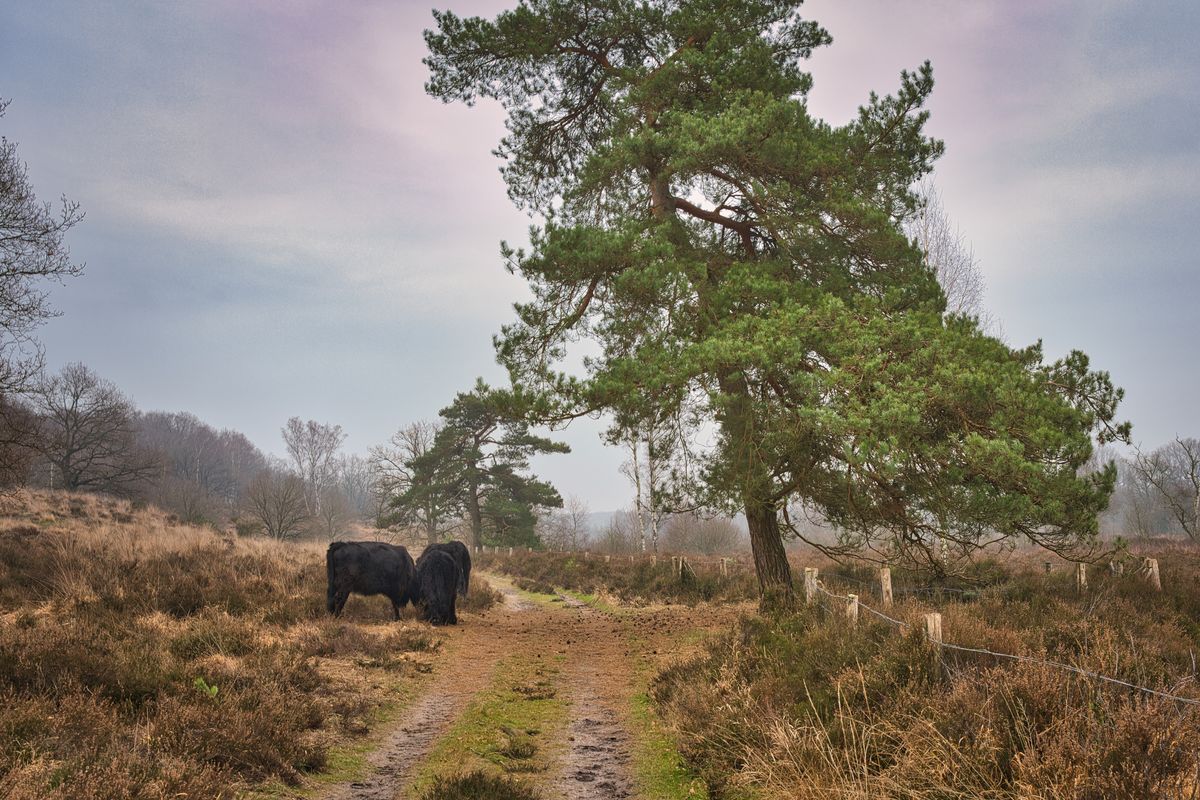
425,0 -> 1128,601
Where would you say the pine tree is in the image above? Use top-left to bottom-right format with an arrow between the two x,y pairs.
425,0 -> 1128,601
402,380 -> 569,548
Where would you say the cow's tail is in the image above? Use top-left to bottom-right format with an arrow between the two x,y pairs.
326,542 -> 346,613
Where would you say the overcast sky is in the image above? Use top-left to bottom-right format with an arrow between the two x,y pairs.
2,0 -> 1197,511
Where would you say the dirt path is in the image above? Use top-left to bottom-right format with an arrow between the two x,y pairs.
316,575 -> 738,800
319,582 -> 538,800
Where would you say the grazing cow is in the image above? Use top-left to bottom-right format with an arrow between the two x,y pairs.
425,540 -> 471,597
326,541 -> 415,620
413,549 -> 460,625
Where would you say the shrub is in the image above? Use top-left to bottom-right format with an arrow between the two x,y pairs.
652,560 -> 1200,800
477,550 -> 759,605
418,770 -> 543,800
458,574 -> 503,613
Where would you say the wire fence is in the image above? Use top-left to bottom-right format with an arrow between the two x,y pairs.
477,545 -> 1198,706
810,582 -> 1200,708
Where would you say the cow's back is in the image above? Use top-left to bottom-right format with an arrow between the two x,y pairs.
328,541 -> 412,595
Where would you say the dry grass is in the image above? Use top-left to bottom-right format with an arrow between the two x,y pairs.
476,549 -> 760,605
0,489 -> 448,799
653,547 -> 1200,800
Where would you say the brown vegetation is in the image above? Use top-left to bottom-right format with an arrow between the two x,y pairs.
0,490 -> 493,799
653,550 -> 1200,799
477,548 -> 759,605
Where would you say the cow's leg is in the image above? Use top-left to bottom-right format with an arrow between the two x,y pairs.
334,591 -> 350,617
390,597 -> 401,621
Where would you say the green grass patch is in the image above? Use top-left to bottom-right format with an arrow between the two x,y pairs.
629,689 -> 709,800
407,654 -> 568,796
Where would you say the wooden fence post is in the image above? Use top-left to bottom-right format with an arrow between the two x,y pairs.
1147,558 -> 1162,591
604,555 -> 610,563
720,558 -> 729,579
924,612 -> 942,644
804,567 -> 818,605
846,593 -> 859,626
880,567 -> 893,608
1075,562 -> 1087,593
652,554 -> 657,567
1043,561 -> 1052,574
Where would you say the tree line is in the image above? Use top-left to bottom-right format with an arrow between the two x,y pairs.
0,360 -> 579,544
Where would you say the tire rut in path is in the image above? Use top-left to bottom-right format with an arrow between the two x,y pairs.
323,684 -> 478,800
555,680 -> 635,799
551,609 -> 637,800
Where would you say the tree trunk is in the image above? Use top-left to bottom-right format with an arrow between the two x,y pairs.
718,373 -> 795,605
465,486 -> 483,548
744,497 -> 794,607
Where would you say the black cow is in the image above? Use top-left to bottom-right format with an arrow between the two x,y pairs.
413,549 -> 460,625
424,541 -> 471,597
326,541 -> 415,620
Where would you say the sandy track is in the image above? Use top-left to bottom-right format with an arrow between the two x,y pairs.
321,683 -> 482,800
318,583 -> 533,800
317,575 -> 738,800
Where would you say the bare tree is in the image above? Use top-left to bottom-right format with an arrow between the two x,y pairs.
371,421 -> 438,503
281,417 -> 345,514
663,511 -> 743,555
26,363 -> 157,494
0,396 -> 36,487
540,494 -> 590,551
594,509 -> 639,554
313,482 -> 355,540
562,494 -> 591,550
370,420 -> 461,543
1133,438 -> 1200,540
0,100 -> 85,399
907,182 -> 989,323
135,410 -> 267,521
620,423 -> 670,553
336,453 -> 377,521
243,464 -> 309,540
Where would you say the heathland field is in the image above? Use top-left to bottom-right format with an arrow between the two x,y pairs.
3,491 -> 1200,799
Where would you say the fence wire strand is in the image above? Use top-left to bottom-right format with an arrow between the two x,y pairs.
812,581 -> 1200,708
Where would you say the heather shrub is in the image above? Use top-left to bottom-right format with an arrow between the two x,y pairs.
653,554 -> 1200,800
0,490 -> 445,797
478,549 -> 759,604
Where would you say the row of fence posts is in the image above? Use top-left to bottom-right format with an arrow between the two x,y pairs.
469,545 -> 738,581
804,558 -> 1165,644
1053,557 -> 1162,593
468,547 -> 1163,596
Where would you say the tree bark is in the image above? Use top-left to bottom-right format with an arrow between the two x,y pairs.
744,495 -> 794,607
465,485 -> 483,548
716,371 -> 795,605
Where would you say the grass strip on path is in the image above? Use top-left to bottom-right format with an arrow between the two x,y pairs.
406,652 -> 568,797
